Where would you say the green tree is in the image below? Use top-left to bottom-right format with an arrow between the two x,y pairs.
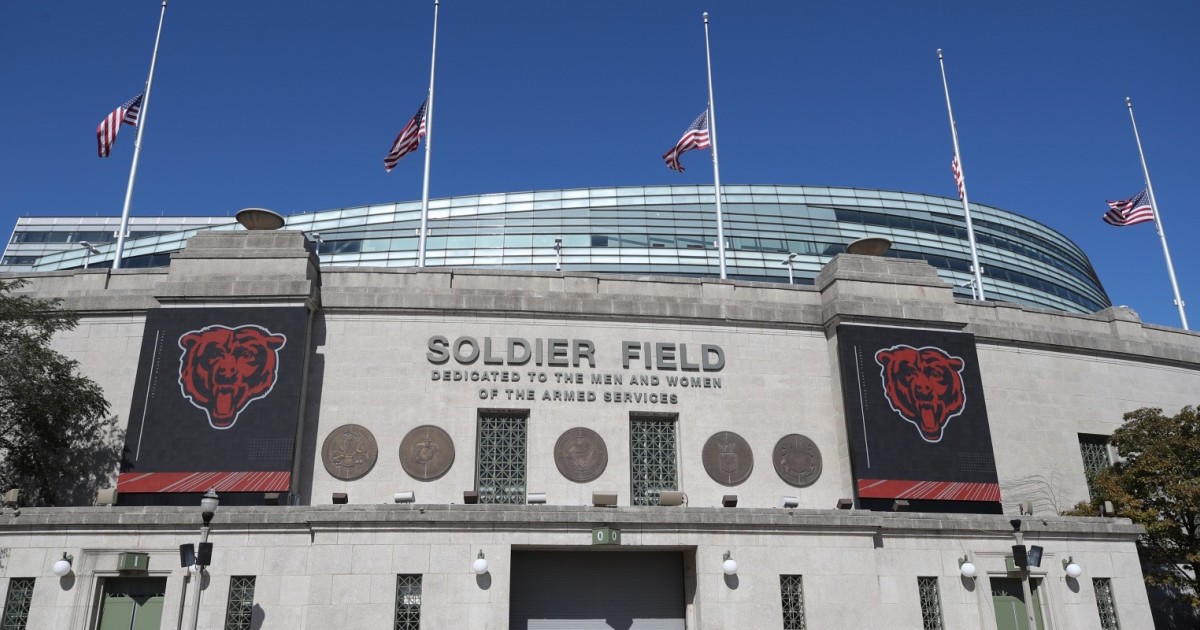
0,279 -> 118,506
1070,406 -> 1200,609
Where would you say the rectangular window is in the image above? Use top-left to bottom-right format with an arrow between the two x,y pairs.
1,578 -> 34,630
780,574 -> 806,630
630,414 -> 678,506
1079,434 -> 1112,501
224,576 -> 256,630
476,411 -> 528,504
917,576 -> 944,630
395,574 -> 422,630
1093,578 -> 1120,630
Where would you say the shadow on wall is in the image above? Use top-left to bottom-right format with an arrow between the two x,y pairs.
1148,584 -> 1200,630
297,314 -> 327,506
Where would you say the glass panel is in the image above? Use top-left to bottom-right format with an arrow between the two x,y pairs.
1079,435 -> 1110,501
1,578 -> 34,630
395,574 -> 422,630
780,574 -> 806,630
630,415 -> 678,506
476,412 -> 527,504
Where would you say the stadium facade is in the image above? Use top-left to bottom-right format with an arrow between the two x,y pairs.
0,186 -> 1193,630
3,185 -> 1110,315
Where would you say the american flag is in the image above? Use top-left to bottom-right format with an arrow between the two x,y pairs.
1103,190 -> 1155,227
662,109 -> 710,173
951,154 -> 965,199
384,100 -> 427,172
96,93 -> 143,158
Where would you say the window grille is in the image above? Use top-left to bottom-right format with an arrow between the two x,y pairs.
395,574 -> 422,630
917,576 -> 943,630
1078,434 -> 1111,501
1093,578 -> 1120,630
780,574 -> 806,630
476,411 -> 527,504
630,415 -> 678,506
224,576 -> 256,630
1,578 -> 34,630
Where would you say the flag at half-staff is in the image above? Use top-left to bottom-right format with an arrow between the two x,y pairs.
662,109 -> 710,172
1102,190 -> 1154,227
384,100 -> 428,171
97,93 -> 144,157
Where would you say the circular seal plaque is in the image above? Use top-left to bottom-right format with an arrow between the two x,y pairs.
400,425 -> 455,481
321,424 -> 379,481
702,431 -> 754,486
554,427 -> 608,482
773,434 -> 822,487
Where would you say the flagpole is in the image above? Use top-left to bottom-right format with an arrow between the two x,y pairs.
936,49 -> 986,301
112,0 -> 168,269
1127,97 -> 1188,330
702,12 -> 728,280
417,0 -> 439,268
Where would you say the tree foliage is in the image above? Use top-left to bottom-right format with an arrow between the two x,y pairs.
0,279 -> 118,506
1069,406 -> 1200,608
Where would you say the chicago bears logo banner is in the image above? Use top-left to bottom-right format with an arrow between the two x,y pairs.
837,325 -> 1000,507
118,307 -> 308,497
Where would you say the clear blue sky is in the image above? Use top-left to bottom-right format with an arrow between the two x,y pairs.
2,1 -> 1196,328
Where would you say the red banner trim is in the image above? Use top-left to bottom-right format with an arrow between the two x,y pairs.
857,478 -> 1000,502
117,471 -> 291,493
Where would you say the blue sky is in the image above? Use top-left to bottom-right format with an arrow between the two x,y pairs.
2,1 -> 1196,328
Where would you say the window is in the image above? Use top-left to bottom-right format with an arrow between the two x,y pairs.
1079,434 -> 1112,501
1,578 -> 34,630
224,576 -> 256,630
917,576 -> 943,630
476,411 -> 527,504
630,414 -> 678,505
395,574 -> 422,630
780,574 -> 806,630
1093,578 -> 1120,629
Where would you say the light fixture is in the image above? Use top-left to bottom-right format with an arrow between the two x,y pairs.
659,491 -> 685,506
1063,557 -> 1083,578
394,491 -> 416,504
779,496 -> 799,508
332,492 -> 348,505
722,551 -> 738,575
95,488 -> 117,507
836,498 -> 854,510
592,492 -> 618,507
1027,545 -> 1044,567
526,492 -> 546,505
1100,500 -> 1115,517
473,550 -> 489,575
553,238 -> 563,271
958,555 -> 977,579
1018,500 -> 1034,515
78,241 -> 101,269
263,493 -> 281,506
892,499 -> 910,512
200,488 -> 220,515
722,495 -> 738,508
51,553 -> 73,577
463,491 -> 479,505
781,253 -> 798,285
2,488 -> 19,508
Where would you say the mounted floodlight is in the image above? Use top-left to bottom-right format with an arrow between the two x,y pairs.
592,492 -> 618,507
526,493 -> 546,505
846,237 -> 892,256
779,496 -> 799,508
235,207 -> 285,231
722,495 -> 738,508
659,491 -> 685,506
394,491 -> 416,504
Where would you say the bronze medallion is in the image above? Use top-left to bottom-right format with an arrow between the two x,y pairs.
554,427 -> 608,482
773,434 -> 822,487
702,431 -> 754,486
321,424 -> 379,481
400,425 -> 455,481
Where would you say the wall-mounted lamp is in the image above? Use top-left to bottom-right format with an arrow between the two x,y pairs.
51,553 -> 73,577
526,492 -> 546,505
721,551 -> 738,576
779,496 -> 799,508
1062,557 -> 1083,578
472,551 -> 489,575
592,492 -> 618,507
394,491 -> 416,504
463,491 -> 479,505
892,499 -> 910,512
95,488 -> 117,507
836,498 -> 854,510
332,492 -> 348,505
958,555 -> 977,579
722,495 -> 738,508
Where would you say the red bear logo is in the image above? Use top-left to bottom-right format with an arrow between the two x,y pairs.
874,345 -> 966,443
178,325 -> 287,430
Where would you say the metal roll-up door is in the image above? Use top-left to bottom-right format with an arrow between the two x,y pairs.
510,550 -> 686,630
